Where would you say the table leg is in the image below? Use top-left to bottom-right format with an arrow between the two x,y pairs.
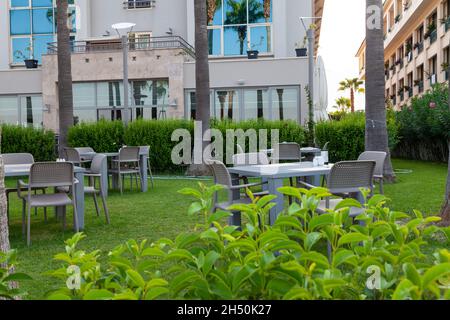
229,173 -> 242,226
101,160 -> 108,197
268,178 -> 284,225
74,171 -> 85,230
140,155 -> 148,192
305,174 -> 322,187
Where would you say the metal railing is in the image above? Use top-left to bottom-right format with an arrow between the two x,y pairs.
123,0 -> 156,9
429,30 -> 437,44
47,36 -> 195,58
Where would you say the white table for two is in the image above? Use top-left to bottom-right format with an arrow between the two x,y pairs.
228,162 -> 332,225
4,164 -> 86,231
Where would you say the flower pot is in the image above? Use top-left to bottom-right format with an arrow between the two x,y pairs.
247,50 -> 259,59
24,59 -> 38,69
295,48 -> 307,57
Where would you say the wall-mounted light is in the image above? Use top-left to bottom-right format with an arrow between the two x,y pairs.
43,104 -> 51,112
236,79 -> 246,85
169,98 -> 178,107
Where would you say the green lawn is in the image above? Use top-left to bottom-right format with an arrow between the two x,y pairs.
4,158 -> 448,299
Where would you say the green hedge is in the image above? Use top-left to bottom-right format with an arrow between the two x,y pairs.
0,125 -> 55,161
68,119 -> 306,172
393,83 -> 450,162
315,112 -> 399,163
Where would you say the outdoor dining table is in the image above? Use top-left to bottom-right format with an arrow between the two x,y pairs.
4,163 -> 86,231
228,162 -> 332,225
260,147 -> 322,157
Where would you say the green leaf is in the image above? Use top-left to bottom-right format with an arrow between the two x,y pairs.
422,263 -> 450,289
126,269 -> 146,288
367,194 -> 387,207
203,251 -> 221,275
304,232 -> 322,251
403,263 -> 421,287
283,286 -> 312,300
208,210 -> 231,224
334,198 -> 362,211
309,214 -> 334,231
392,279 -> 418,300
47,292 -> 72,300
332,249 -> 357,268
187,202 -> 203,216
145,287 -> 169,300
145,278 -> 168,289
2,273 -> 33,282
83,289 -> 114,300
141,247 -> 165,257
337,233 -> 369,246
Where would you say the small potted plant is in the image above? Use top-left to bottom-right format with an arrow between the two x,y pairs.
294,39 -> 307,57
441,62 -> 449,72
246,41 -> 259,60
14,44 -> 38,69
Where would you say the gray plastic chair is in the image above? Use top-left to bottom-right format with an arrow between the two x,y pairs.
207,159 -> 268,211
108,146 -> 141,195
273,142 -> 302,162
2,153 -> 46,220
17,162 -> 78,246
139,146 -> 154,188
58,154 -> 110,224
358,151 -> 387,194
300,160 -> 376,217
75,147 -> 96,162
64,147 -> 91,167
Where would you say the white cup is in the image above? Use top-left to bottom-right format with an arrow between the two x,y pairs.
321,151 -> 329,164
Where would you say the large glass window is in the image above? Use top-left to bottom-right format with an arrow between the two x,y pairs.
207,0 -> 272,56
0,96 -> 19,125
20,95 -> 43,127
186,86 -> 300,122
72,80 -> 170,123
9,0 -> 76,65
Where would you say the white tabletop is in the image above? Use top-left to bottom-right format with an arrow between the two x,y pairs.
4,164 -> 85,177
228,162 -> 332,178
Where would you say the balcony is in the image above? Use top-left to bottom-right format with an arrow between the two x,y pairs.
416,81 -> 424,93
444,16 -> 450,32
408,87 -> 413,97
429,29 -> 437,44
46,36 -> 195,58
399,91 -> 404,102
415,42 -> 424,54
123,0 -> 156,9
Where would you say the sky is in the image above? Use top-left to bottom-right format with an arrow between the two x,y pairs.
318,0 -> 366,111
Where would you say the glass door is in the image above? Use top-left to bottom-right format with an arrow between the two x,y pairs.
19,95 -> 43,128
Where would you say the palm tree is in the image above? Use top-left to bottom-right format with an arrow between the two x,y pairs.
56,0 -> 74,157
338,78 -> 365,113
365,0 -> 395,181
333,97 -> 351,113
441,78 -> 450,225
225,0 -> 264,55
0,152 -> 11,254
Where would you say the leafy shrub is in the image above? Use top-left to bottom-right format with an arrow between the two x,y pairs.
47,185 -> 450,300
0,250 -> 32,299
394,84 -> 450,162
316,112 -> 399,162
0,125 -> 55,161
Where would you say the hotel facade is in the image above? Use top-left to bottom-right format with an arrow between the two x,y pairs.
0,0 -> 326,132
356,0 -> 450,110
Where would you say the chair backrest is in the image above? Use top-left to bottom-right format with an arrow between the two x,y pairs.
119,146 -> 140,162
357,151 -> 387,177
29,162 -> 74,188
139,146 -> 150,156
232,152 -> 270,166
273,142 -> 301,161
1,153 -> 34,165
75,147 -> 95,154
90,154 -> 107,174
327,161 -> 376,194
207,160 -> 232,187
322,142 -> 330,151
64,148 -> 81,163
236,144 -> 244,154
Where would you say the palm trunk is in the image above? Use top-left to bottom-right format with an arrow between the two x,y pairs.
440,82 -> 450,225
0,153 -> 10,254
56,0 -> 74,157
350,88 -> 355,113
365,0 -> 396,181
187,0 -> 211,176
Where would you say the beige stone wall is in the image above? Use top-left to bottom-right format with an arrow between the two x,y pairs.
42,48 -> 191,132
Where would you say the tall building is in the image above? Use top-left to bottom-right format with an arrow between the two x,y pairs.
356,0 -> 450,110
0,0 -> 326,131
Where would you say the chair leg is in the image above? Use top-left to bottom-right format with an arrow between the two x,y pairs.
100,192 -> 110,224
379,179 -> 384,195
62,207 -> 67,231
73,201 -> 79,233
93,193 -> 100,216
119,172 -> 123,195
27,205 -> 32,246
43,189 -> 47,222
22,200 -> 26,236
148,159 -> 154,188
6,192 -> 10,225
34,190 -> 38,216
135,173 -> 139,190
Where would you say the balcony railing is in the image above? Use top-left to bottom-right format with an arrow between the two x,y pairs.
445,17 -> 450,32
47,36 -> 195,58
415,42 -> 424,54
408,87 -> 413,97
429,30 -> 437,44
123,0 -> 156,9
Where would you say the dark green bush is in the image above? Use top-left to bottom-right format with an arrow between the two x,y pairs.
68,119 -> 306,173
0,125 -> 55,161
315,112 -> 399,162
394,84 -> 450,162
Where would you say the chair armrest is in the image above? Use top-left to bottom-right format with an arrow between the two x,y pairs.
74,178 -> 79,184
17,180 -> 29,199
229,181 -> 267,190
85,173 -> 102,177
297,181 -> 317,190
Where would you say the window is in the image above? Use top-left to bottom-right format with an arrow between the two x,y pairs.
0,96 -> 19,125
9,0 -> 76,65
207,0 -> 272,56
186,86 -> 300,121
0,94 -> 43,127
429,55 -> 437,84
72,80 -> 169,123
125,0 -> 155,9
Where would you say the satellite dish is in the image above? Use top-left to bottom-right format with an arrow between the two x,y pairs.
111,22 -> 136,31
